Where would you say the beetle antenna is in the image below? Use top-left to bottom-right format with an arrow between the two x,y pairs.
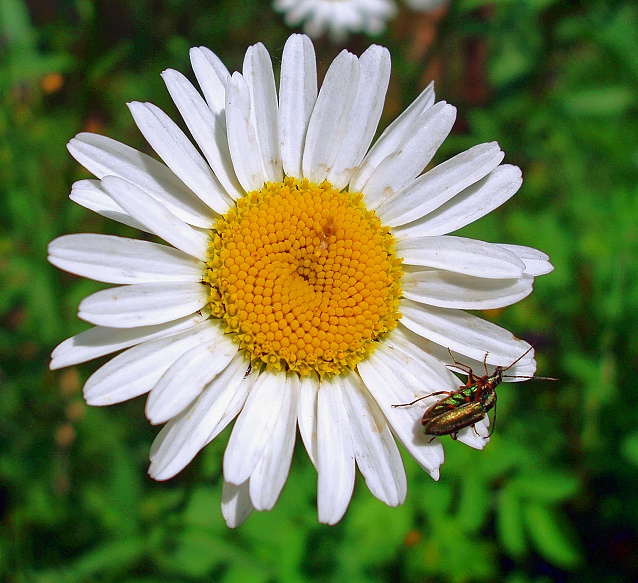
501,343 -> 536,373
503,374 -> 558,381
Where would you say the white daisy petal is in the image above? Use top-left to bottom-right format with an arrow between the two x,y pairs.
498,244 -> 554,276
361,101 -> 457,209
394,164 -> 523,238
50,313 -> 206,370
403,269 -> 534,309
358,351 -> 444,480
127,101 -> 231,214
358,345 -> 460,468
377,142 -> 504,226
83,321 -> 217,405
48,234 -> 203,284
384,325 -> 462,389
78,282 -> 208,328
397,323 -> 537,382
279,34 -> 317,179
297,372 -> 320,469
243,43 -> 283,183
302,49 -> 360,184
225,72 -> 269,192
342,373 -> 407,506
101,175 -> 208,260
456,418 -> 491,450
69,179 -> 148,231
67,134 -> 214,228
250,371 -> 299,511
189,46 -> 230,116
349,82 -> 435,193
149,351 -> 252,480
161,69 -> 244,201
326,44 -> 391,190
397,235 -> 525,279
400,299 -> 533,365
224,371 -> 288,485
317,376 -> 356,525
145,332 -> 237,425
222,479 -> 254,529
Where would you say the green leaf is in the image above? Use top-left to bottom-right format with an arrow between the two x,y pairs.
497,486 -> 527,559
168,528 -> 226,578
512,472 -> 580,503
621,431 -> 638,467
456,474 -> 490,533
523,502 -> 581,569
559,87 -> 636,117
31,538 -> 145,582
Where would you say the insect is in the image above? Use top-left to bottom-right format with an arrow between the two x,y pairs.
316,216 -> 337,254
392,345 -> 557,441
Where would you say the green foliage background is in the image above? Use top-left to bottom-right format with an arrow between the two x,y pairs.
1,0 -> 637,581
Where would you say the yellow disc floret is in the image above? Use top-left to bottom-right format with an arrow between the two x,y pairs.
204,177 -> 402,377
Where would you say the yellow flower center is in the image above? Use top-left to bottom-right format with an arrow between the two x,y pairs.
204,177 -> 402,377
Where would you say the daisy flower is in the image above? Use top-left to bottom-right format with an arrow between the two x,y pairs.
49,34 -> 553,527
273,0 -> 397,41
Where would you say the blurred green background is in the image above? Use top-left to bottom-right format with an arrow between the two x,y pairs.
2,0 -> 637,581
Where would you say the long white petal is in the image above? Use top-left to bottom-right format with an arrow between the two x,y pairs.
78,282 -> 208,328
101,176 -> 209,260
341,373 -> 406,506
326,45 -> 391,190
225,72 -> 268,192
83,321 -> 218,405
456,417 -> 491,450
69,179 -> 148,231
357,344 -> 448,477
243,43 -> 283,183
128,101 -> 232,214
400,299 -> 534,366
498,244 -> 554,276
67,134 -> 214,228
377,142 -> 504,226
395,322 -> 537,382
50,313 -> 207,370
222,479 -> 254,528
361,102 -> 457,209
302,49 -> 359,184
189,46 -> 230,116
394,165 -> 522,238
162,69 -> 243,200
148,351 -> 251,480
223,371 -> 287,484
297,372 -> 319,468
349,82 -> 435,193
397,235 -> 525,279
145,332 -> 237,425
403,270 -> 534,309
317,376 -> 355,525
250,371 -> 298,511
48,234 -> 203,284
279,34 -> 317,179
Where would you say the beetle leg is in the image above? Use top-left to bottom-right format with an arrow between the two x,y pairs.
487,400 -> 497,438
392,390 -> 452,408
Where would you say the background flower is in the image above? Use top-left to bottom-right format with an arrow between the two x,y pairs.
273,0 -> 398,40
